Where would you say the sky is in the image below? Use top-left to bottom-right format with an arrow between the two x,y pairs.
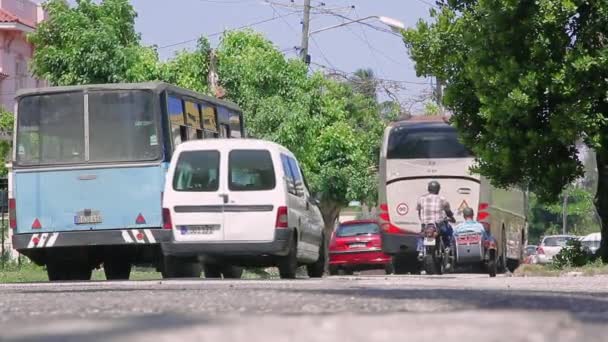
128,0 -> 435,110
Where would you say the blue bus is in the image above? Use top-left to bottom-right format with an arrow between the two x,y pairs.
10,82 -> 244,280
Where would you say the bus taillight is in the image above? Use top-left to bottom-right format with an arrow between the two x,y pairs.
162,208 -> 173,230
9,198 -> 16,229
379,203 -> 401,234
478,202 -> 490,221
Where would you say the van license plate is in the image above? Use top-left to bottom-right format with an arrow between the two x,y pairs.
180,225 -> 219,235
75,215 -> 102,225
423,238 -> 436,246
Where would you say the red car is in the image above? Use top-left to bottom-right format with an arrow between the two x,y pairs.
328,220 -> 393,275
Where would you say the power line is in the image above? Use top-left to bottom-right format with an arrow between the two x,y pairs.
311,62 -> 430,86
157,11 -> 300,50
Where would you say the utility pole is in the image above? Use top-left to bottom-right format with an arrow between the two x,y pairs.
300,0 -> 311,64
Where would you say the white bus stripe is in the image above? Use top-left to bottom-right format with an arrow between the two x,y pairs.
46,233 -> 59,247
122,230 -> 134,243
144,229 -> 156,243
38,233 -> 49,248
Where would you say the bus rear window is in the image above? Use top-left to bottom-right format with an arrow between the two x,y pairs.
173,151 -> 220,192
16,92 -> 85,166
387,125 -> 472,159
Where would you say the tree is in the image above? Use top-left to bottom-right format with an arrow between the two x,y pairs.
350,68 -> 378,101
29,0 -> 157,85
216,30 -> 383,233
0,108 -> 13,177
403,1 -> 608,261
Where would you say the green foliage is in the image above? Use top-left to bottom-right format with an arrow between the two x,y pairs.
159,37 -> 211,94
552,239 -> 590,269
0,108 -> 13,176
423,102 -> 441,116
29,0 -> 155,85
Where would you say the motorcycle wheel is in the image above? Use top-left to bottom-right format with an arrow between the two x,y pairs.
435,238 -> 445,275
423,253 -> 437,275
488,249 -> 497,278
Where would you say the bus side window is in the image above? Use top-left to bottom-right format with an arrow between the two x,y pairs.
201,102 -> 218,137
168,95 -> 185,148
220,124 -> 230,138
229,110 -> 242,138
185,100 -> 202,140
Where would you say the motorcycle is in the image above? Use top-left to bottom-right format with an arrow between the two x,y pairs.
419,223 -> 452,275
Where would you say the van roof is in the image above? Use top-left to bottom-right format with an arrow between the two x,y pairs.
175,139 -> 293,155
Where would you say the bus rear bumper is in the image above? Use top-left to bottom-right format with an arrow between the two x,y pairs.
381,231 -> 419,255
12,229 -> 172,251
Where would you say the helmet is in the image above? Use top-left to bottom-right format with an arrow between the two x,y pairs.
428,181 -> 441,194
462,207 -> 475,218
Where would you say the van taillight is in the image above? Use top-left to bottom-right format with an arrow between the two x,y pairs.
477,202 -> 490,221
9,198 -> 16,229
379,203 -> 401,234
162,208 -> 173,229
275,206 -> 288,229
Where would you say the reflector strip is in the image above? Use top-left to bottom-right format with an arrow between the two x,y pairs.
144,229 -> 156,243
121,230 -> 134,243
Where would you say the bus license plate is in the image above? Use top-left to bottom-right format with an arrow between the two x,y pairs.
74,215 -> 102,225
423,238 -> 436,246
181,225 -> 219,235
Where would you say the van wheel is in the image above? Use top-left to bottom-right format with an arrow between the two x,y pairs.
222,265 -> 244,279
307,234 -> 327,278
162,256 -> 202,278
203,264 -> 222,278
104,259 -> 132,280
278,237 -> 298,279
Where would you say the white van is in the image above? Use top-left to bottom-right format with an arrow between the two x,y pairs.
161,139 -> 326,279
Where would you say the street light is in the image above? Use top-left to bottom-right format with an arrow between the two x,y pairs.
309,15 -> 405,36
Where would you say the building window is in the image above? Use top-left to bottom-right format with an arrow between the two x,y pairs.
15,58 -> 27,91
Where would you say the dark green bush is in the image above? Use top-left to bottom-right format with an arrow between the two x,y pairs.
552,239 -> 590,269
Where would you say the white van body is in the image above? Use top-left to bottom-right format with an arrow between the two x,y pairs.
161,139 -> 326,277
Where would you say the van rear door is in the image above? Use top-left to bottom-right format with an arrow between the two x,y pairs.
222,149 -> 278,242
167,149 -> 225,242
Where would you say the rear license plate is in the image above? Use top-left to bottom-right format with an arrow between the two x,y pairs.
74,215 -> 102,225
179,225 -> 220,235
423,238 -> 436,246
349,243 -> 366,248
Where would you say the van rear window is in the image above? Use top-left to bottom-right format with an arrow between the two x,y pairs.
173,151 -> 220,192
229,150 -> 276,191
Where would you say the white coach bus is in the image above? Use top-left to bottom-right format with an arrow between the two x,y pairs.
377,117 -> 527,274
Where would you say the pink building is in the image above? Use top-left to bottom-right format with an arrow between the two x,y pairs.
0,0 -> 45,113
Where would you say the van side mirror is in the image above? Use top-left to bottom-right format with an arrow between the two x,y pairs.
309,193 -> 321,206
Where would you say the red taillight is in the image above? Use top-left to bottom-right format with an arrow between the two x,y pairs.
537,247 -> 545,255
379,203 -> 402,234
477,202 -> 490,221
31,218 -> 42,229
9,198 -> 16,229
275,206 -> 288,229
162,208 -> 172,229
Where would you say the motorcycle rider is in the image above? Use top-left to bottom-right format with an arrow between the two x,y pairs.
455,207 -> 495,245
416,181 -> 456,255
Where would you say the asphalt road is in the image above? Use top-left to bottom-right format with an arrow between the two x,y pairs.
0,274 -> 607,341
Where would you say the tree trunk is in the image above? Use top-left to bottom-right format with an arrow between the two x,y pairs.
319,200 -> 341,237
594,149 -> 608,262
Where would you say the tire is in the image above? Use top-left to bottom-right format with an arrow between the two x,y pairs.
506,258 -> 520,273
104,259 -> 132,280
499,228 -> 508,273
488,250 -> 497,278
222,265 -> 244,279
384,262 -> 395,275
392,254 -> 417,275
329,265 -> 339,276
307,234 -> 327,278
162,256 -> 202,279
423,254 -> 436,275
203,263 -> 222,278
278,236 -> 298,279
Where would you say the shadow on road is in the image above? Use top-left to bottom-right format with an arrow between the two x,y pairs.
282,286 -> 608,323
4,313 -> 216,342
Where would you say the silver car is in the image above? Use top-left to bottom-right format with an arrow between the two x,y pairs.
536,235 -> 577,264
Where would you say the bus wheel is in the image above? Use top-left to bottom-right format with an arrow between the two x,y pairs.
162,256 -> 202,278
104,259 -> 132,280
47,260 -> 92,281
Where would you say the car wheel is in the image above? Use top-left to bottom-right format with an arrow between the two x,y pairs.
222,265 -> 244,279
162,256 -> 202,279
329,265 -> 339,276
104,259 -> 132,280
278,236 -> 298,279
307,234 -> 327,278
